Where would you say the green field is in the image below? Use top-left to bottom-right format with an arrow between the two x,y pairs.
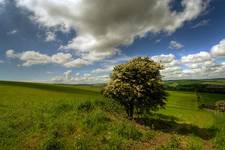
159,91 -> 214,128
0,81 -> 224,150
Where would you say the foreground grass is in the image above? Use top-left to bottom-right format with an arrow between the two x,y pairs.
0,82 -> 155,150
0,81 -> 224,150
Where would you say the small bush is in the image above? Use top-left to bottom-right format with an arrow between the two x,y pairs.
187,141 -> 203,150
142,130 -> 155,141
41,136 -> 64,150
99,135 -> 123,150
77,101 -> 94,112
74,135 -> 93,150
113,122 -> 142,140
81,110 -> 110,134
53,103 -> 73,115
94,99 -> 123,114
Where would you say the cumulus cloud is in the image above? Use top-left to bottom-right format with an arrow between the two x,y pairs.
51,70 -> 109,84
210,39 -> 225,57
20,51 -> 51,66
151,47 -> 225,80
91,65 -> 114,74
45,31 -> 56,42
152,54 -> 176,64
64,58 -> 90,68
181,51 -> 212,63
51,53 -> 72,64
6,49 -> 20,58
16,0 -> 208,62
5,50 -> 88,68
169,41 -> 184,49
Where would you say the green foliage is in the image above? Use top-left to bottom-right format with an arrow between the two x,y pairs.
142,130 -> 156,141
81,110 -> 110,134
103,57 -> 167,118
74,134 -> 94,150
41,136 -> 64,150
113,121 -> 142,140
77,100 -> 94,112
187,141 -> 203,150
98,135 -> 123,150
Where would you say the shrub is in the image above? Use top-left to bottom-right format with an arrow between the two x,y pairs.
99,135 -> 123,150
53,103 -> 73,115
113,122 -> 142,140
74,135 -> 93,150
77,101 -> 94,112
81,110 -> 110,134
41,136 -> 64,150
94,99 -> 123,114
142,130 -> 156,141
187,141 -> 203,150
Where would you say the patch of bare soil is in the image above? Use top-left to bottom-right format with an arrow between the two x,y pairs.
129,133 -> 172,150
203,140 -> 213,150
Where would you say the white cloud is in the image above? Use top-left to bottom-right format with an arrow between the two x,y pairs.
45,31 -> 56,42
92,65 -> 114,74
210,39 -> 225,57
152,48 -> 225,80
5,50 -> 89,68
6,49 -> 20,58
20,51 -> 51,66
63,70 -> 73,80
151,54 -> 182,79
16,0 -> 208,62
51,53 -> 72,64
169,41 -> 184,49
51,70 -> 109,84
64,58 -> 90,68
7,29 -> 18,35
191,19 -> 210,29
181,51 -> 212,63
151,54 -> 176,64
0,60 -> 4,64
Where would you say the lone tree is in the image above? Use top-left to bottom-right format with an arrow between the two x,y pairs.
102,57 -> 167,119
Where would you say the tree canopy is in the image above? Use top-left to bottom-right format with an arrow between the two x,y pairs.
103,57 -> 167,119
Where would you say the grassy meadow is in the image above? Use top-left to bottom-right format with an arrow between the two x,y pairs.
0,81 -> 225,150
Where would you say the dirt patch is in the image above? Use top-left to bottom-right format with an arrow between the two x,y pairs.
203,140 -> 213,150
130,133 -> 172,150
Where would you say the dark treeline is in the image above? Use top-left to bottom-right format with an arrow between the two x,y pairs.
165,83 -> 225,94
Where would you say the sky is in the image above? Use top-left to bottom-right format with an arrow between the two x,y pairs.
0,0 -> 225,84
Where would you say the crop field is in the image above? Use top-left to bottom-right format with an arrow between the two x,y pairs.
0,81 -> 225,150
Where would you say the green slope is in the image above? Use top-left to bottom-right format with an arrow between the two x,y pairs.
0,81 -> 224,150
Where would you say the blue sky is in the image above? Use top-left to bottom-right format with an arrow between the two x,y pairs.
0,0 -> 225,83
